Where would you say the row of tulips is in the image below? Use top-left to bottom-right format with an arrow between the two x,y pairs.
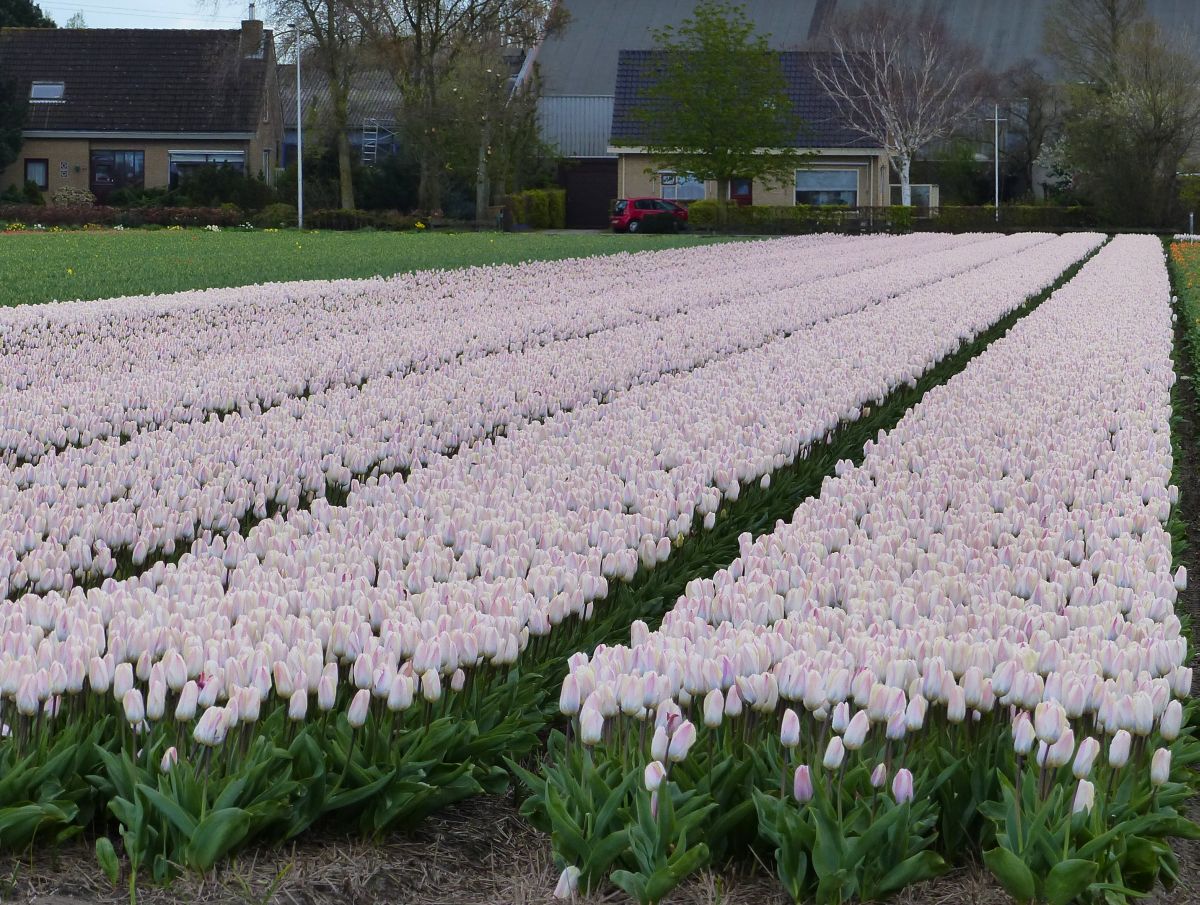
0,232 -> 979,464
533,236 -> 1198,904
0,233 -> 1054,601
0,234 -> 1105,882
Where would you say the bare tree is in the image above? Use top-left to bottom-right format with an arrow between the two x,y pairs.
267,0 -> 363,209
811,2 -> 983,206
345,0 -> 548,213
1042,0 -> 1146,92
998,65 -> 1061,198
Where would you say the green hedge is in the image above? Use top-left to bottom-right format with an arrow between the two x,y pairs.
505,189 -> 566,229
687,200 -> 914,234
306,209 -> 419,231
925,205 -> 1094,232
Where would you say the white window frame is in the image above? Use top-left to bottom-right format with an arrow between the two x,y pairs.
659,171 -> 705,201
795,168 -> 859,207
29,81 -> 65,104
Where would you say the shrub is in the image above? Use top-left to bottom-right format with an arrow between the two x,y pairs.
169,165 -> 276,212
254,203 -> 298,229
505,188 -> 566,229
21,181 -> 44,205
49,186 -> 96,207
306,209 -> 417,231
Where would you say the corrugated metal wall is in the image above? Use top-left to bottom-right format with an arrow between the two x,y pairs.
537,95 -> 615,158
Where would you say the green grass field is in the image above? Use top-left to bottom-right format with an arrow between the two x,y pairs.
0,229 -> 727,308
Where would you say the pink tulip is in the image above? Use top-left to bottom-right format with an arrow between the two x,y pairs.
667,720 -> 696,763
892,768 -> 915,803
780,709 -> 800,748
793,764 -> 814,803
1150,748 -> 1171,786
644,760 -> 666,792
160,746 -> 178,773
347,688 -> 371,729
1072,779 -> 1095,814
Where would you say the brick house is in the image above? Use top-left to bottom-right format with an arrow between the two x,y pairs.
610,49 -> 892,209
0,20 -> 283,200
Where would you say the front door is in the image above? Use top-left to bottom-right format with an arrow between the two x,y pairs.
730,177 -> 753,206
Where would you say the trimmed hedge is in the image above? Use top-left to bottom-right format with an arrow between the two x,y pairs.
0,204 -> 245,228
687,200 -> 914,234
923,205 -> 1094,231
305,209 -> 419,231
506,189 -> 567,229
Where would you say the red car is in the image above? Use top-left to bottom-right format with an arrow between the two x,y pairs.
611,197 -> 689,233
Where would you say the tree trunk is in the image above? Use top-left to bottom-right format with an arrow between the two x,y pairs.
716,177 -> 730,204
475,122 -> 490,225
899,154 -> 912,207
416,79 -> 442,214
336,128 -> 355,210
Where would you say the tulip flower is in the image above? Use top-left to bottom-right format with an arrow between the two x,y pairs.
559,675 -> 581,717
317,675 -> 337,712
175,681 -> 199,722
122,689 -> 145,726
579,705 -> 604,746
421,669 -> 441,704
193,706 -> 228,747
1072,779 -> 1095,814
780,709 -> 800,748
823,737 -> 845,770
702,688 -> 724,728
1034,701 -> 1064,744
1160,699 -> 1183,742
644,760 -> 666,792
553,866 -> 581,900
1013,715 -> 1036,756
160,746 -> 178,773
892,768 -> 915,803
871,763 -> 888,788
1046,729 -> 1075,769
667,720 -> 696,763
1072,737 -> 1100,779
347,689 -> 371,729
1150,748 -> 1171,786
288,689 -> 308,721
793,765 -> 814,803
843,711 -> 870,750
1109,730 -> 1133,769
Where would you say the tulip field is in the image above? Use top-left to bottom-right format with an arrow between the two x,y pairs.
0,231 -> 1197,904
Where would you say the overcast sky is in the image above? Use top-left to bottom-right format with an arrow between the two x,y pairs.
36,0 -> 263,31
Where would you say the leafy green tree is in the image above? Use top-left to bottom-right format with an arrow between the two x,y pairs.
0,79 -> 26,177
0,0 -> 55,27
1046,0 -> 1200,226
629,0 -> 806,203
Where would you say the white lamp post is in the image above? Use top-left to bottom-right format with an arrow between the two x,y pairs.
291,21 -> 304,229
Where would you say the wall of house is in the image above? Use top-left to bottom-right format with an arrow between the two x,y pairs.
2,138 -> 258,197
2,139 -> 92,196
617,152 -> 893,207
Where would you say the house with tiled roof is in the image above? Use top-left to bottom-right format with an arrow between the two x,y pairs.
0,19 -> 282,200
609,48 -> 890,208
278,64 -> 403,167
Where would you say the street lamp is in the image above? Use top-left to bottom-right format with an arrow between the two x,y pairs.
290,22 -> 304,229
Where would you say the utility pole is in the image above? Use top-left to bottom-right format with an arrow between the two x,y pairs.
988,104 -> 1007,223
292,22 -> 304,230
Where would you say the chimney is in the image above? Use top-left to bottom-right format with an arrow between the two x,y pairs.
241,14 -> 264,57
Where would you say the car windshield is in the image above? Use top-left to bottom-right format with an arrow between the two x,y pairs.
614,200 -> 627,213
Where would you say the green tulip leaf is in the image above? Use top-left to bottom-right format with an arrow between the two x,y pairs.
1044,858 -> 1099,905
983,846 -> 1036,903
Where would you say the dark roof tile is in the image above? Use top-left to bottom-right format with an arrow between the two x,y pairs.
611,48 -> 877,149
0,27 -> 274,134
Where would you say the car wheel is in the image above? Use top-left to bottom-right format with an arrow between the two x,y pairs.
628,220 -> 640,233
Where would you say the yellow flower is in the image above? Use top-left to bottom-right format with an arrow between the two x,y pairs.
66,268 -> 74,276
415,221 -> 426,230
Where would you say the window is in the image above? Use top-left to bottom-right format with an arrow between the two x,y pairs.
168,151 -> 246,188
795,169 -> 858,206
23,159 -> 48,191
29,81 -> 64,103
659,171 -> 704,201
90,151 -> 144,195
634,199 -> 658,210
